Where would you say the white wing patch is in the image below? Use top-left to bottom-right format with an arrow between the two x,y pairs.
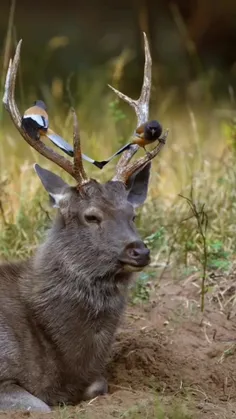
23,114 -> 49,128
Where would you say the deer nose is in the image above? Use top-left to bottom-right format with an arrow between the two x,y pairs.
119,240 -> 150,268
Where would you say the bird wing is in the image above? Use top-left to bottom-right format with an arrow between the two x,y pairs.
23,114 -> 49,129
135,123 -> 145,136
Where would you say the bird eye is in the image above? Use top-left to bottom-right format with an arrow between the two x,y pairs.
132,215 -> 136,222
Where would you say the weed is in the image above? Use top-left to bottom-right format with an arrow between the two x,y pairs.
130,271 -> 156,304
179,187 -> 209,311
1,8 -> 236,419
207,239 -> 231,271
55,396 -> 194,419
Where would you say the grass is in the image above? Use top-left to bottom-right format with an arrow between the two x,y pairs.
1,49 -> 236,307
1,5 -> 236,418
0,86 -> 225,419
55,393 -> 194,419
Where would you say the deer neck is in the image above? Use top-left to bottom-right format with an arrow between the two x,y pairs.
21,222 -> 132,346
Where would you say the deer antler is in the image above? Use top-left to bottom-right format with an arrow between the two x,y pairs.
109,32 -> 168,184
3,40 -> 87,185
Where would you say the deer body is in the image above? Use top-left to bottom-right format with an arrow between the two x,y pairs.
0,253 -> 129,407
1,33 -> 167,412
0,179 -> 149,412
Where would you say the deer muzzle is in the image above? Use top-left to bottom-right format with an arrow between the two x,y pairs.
119,240 -> 150,271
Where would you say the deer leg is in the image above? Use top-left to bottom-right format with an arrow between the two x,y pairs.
83,377 -> 108,400
0,382 -> 51,412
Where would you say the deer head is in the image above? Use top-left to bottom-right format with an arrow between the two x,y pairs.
3,33 -> 168,276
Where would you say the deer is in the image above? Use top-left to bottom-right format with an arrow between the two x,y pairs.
0,32 -> 168,412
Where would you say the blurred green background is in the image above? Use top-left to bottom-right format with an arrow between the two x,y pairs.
1,0 -> 236,102
1,0 -> 236,275
1,0 -> 236,190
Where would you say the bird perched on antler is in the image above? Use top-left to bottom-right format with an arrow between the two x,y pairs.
21,100 -> 103,169
134,120 -> 164,151
95,120 -> 164,168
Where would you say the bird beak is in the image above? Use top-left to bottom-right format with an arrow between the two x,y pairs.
151,129 -> 155,135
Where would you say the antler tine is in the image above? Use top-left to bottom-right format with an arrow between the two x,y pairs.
3,58 -> 13,112
108,32 -> 152,175
115,129 -> 168,184
109,32 -> 168,183
72,108 -> 88,184
3,40 -> 85,183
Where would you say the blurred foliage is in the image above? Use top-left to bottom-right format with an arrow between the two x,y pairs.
1,0 -> 236,99
0,0 -> 236,315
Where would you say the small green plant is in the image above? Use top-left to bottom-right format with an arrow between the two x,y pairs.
144,227 -> 166,250
108,98 -> 127,123
130,271 -> 156,304
179,187 -> 209,312
207,239 -> 231,271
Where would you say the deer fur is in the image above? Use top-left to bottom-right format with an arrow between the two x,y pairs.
0,163 -> 151,412
1,32 -> 168,413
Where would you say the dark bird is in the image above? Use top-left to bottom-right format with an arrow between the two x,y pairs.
95,120 -> 164,168
133,120 -> 163,151
21,100 -> 103,169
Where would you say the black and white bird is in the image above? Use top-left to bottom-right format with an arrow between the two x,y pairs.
21,100 -> 104,168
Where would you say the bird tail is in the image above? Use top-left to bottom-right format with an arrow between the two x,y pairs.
93,143 -> 132,169
46,129 -> 74,157
92,160 -> 108,169
81,153 -> 103,168
45,130 -> 105,170
110,142 -> 132,158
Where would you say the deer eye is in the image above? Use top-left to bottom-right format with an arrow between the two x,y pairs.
84,210 -> 102,224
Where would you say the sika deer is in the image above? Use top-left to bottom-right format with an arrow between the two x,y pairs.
0,33 -> 168,412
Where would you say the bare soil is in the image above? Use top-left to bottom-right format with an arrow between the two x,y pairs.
1,271 -> 236,419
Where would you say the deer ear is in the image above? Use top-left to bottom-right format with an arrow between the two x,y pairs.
34,163 -> 69,208
126,162 -> 151,208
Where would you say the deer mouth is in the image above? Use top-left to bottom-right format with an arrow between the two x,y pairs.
121,262 -> 149,272
118,257 -> 151,272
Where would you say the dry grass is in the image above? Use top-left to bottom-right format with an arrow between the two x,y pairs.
1,4 -> 236,418
1,53 -> 236,299
1,89 -> 235,417
55,393 -> 193,419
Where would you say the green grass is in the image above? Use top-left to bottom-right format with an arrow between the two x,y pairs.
55,395 -> 194,419
1,9 -> 236,417
1,85 -> 236,299
116,398 -> 193,419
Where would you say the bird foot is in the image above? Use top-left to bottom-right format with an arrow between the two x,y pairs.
158,137 -> 166,144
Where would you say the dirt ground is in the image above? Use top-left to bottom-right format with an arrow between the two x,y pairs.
1,271 -> 236,419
